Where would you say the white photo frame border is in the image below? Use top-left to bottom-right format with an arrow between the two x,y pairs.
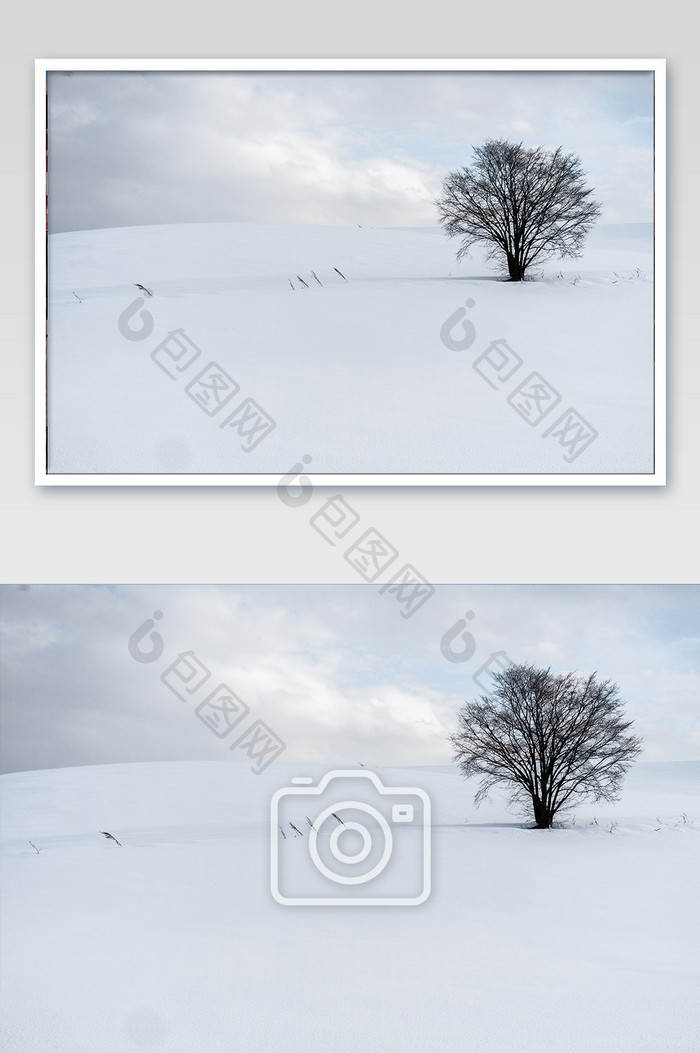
35,57 -> 666,487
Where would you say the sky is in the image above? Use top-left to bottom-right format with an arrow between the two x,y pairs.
47,69 -> 655,234
1,584 -> 697,775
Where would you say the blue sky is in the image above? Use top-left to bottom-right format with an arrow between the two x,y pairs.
47,69 -> 655,233
1,584 -> 696,774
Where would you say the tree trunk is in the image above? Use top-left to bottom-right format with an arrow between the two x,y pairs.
532,797 -> 554,828
505,252 -> 526,282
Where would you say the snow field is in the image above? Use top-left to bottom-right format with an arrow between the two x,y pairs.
47,222 -> 655,475
1,759 -> 697,1052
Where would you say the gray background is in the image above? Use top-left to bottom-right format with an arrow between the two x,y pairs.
0,6 -> 697,584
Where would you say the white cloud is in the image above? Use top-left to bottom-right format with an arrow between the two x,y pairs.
0,585 -> 697,775
47,70 -> 655,233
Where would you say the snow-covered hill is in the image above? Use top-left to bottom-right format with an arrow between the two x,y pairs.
46,222 -> 655,476
1,759 -> 697,1051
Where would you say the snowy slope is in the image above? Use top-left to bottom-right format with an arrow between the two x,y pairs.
1,759 -> 697,1052
46,222 -> 655,476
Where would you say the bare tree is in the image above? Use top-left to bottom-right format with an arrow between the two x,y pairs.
449,663 -> 642,828
436,139 -> 602,282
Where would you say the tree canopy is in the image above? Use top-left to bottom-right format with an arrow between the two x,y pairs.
436,139 -> 602,281
450,663 -> 642,828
